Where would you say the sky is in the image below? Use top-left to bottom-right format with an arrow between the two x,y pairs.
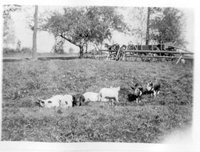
5,6 -> 194,53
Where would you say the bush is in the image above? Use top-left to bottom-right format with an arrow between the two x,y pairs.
20,47 -> 32,54
3,47 -> 32,56
3,47 -> 16,54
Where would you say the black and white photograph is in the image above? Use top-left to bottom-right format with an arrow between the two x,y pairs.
1,0 -> 199,151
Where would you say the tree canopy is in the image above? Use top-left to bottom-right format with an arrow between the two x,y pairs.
42,6 -> 127,57
3,5 -> 21,47
150,7 -> 186,46
3,4 -> 21,19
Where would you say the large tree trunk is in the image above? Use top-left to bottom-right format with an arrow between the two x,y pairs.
32,5 -> 38,60
146,7 -> 151,45
60,34 -> 85,58
53,36 -> 64,54
79,45 -> 84,58
85,43 -> 88,53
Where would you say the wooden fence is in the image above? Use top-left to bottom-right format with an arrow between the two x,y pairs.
3,49 -> 193,64
96,49 -> 194,64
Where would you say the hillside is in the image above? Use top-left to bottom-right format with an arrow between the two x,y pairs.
2,59 -> 193,142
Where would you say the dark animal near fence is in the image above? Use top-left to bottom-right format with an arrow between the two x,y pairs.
105,43 -> 120,60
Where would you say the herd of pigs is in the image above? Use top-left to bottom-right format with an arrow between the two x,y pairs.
35,80 -> 161,108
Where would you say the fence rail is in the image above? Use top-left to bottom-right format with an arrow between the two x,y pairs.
125,55 -> 193,59
98,49 -> 193,64
100,49 -> 194,55
2,49 -> 193,63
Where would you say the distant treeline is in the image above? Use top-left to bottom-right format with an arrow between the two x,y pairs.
3,47 -> 32,55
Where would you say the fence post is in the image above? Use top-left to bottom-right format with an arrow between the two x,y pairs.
176,54 -> 183,64
32,5 -> 38,60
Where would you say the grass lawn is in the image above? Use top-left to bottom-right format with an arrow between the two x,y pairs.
2,59 -> 193,142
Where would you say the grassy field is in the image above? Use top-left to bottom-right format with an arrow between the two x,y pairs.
2,59 -> 193,142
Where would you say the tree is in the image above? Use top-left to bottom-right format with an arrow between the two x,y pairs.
42,6 -> 127,57
3,17 -> 15,48
150,7 -> 186,46
128,7 -> 148,45
3,4 -> 21,18
52,36 -> 65,54
32,5 -> 38,60
146,7 -> 151,45
3,5 -> 21,48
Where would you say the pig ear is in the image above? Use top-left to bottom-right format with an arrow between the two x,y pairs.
149,81 -> 153,85
36,98 -> 42,103
72,95 -> 76,101
135,83 -> 139,87
139,90 -> 143,96
147,82 -> 151,86
35,99 -> 41,106
37,98 -> 44,102
37,99 -> 45,106
36,99 -> 40,103
82,96 -> 85,102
